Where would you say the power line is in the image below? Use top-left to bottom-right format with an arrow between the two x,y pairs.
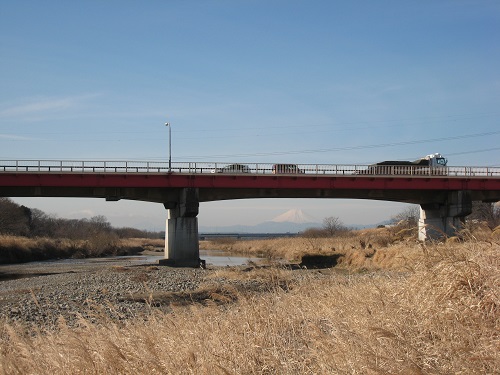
5,142 -> 499,164
444,147 -> 500,157
3,111 -> 500,140
171,130 -> 500,159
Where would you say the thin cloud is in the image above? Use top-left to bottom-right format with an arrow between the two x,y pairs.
0,94 -> 102,118
378,85 -> 405,95
0,133 -> 40,141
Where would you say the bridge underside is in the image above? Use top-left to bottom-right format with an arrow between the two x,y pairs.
198,187 -> 499,204
1,185 -> 497,205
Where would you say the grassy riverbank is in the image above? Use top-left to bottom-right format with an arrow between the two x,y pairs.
1,223 -> 499,373
1,239 -> 498,373
201,224 -> 499,270
0,235 -> 164,264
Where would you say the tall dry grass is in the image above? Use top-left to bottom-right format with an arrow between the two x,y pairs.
0,235 -> 87,263
201,227 -> 401,259
202,224 -> 500,271
1,239 -> 498,374
200,229 -> 416,271
0,235 -> 162,264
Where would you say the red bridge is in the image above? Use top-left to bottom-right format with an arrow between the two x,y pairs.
1,160 -> 500,266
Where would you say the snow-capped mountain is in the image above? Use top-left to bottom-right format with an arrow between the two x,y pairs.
271,209 -> 317,223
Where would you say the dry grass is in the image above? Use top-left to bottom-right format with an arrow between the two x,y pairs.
200,227 -> 402,262
1,237 -> 499,374
0,235 -> 87,263
118,237 -> 164,250
0,236 -> 164,263
0,235 -> 78,251
200,231 -> 417,271
202,224 -> 500,272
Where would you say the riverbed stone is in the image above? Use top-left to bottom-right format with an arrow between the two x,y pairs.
0,256 -> 335,330
0,257 -> 210,328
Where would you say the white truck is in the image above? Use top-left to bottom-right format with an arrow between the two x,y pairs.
361,153 -> 448,175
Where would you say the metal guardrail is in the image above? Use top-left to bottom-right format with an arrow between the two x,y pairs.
0,160 -> 499,177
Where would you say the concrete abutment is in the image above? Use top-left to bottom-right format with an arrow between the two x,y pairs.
418,190 -> 472,241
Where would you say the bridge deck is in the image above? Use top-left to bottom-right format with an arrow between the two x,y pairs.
1,159 -> 499,177
1,160 -> 499,204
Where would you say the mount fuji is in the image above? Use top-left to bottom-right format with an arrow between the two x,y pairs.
270,208 -> 317,224
200,209 -> 321,233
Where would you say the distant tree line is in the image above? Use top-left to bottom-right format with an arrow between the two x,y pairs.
300,201 -> 499,239
302,216 -> 351,238
0,198 -> 164,240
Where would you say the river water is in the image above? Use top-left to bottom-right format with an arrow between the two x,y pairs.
0,250 -> 261,282
144,250 -> 261,267
17,249 -> 261,268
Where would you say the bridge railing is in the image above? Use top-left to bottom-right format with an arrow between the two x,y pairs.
0,160 -> 499,177
0,160 -> 170,173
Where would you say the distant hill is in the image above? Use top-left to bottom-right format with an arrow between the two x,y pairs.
199,208 -> 391,233
200,221 -> 320,234
200,208 -> 320,233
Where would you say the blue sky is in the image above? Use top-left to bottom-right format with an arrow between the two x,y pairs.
1,1 -> 499,229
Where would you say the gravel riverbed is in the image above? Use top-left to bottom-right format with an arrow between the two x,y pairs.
0,256 -> 228,328
0,254 -> 341,330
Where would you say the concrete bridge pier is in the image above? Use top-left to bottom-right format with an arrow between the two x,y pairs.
159,188 -> 202,267
418,190 -> 472,241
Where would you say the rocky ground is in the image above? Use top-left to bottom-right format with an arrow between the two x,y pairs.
0,257 -> 209,328
0,255 -> 321,329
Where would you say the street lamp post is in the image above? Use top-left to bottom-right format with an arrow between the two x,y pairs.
165,122 -> 171,172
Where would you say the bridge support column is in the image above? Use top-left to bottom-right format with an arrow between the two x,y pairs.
159,188 -> 202,267
418,191 -> 472,241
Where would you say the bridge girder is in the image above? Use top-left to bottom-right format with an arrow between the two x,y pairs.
1,172 -> 499,204
1,185 -> 496,206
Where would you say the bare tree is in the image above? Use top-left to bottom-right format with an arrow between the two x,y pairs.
391,205 -> 420,228
0,198 -> 30,235
29,208 -> 58,237
322,216 -> 347,237
468,201 -> 500,229
90,215 -> 112,232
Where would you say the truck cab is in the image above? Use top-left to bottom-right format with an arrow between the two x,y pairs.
423,153 -> 447,167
